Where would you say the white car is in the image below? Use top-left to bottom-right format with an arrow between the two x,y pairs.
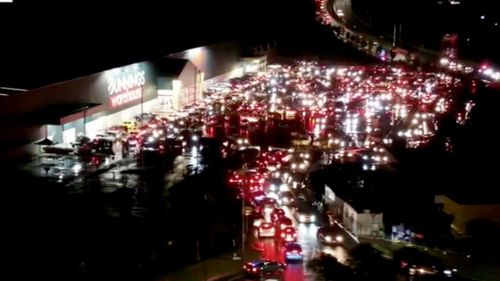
258,222 -> 276,238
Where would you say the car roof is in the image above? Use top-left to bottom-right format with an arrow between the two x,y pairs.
279,217 -> 292,222
285,243 -> 301,249
249,259 -> 276,265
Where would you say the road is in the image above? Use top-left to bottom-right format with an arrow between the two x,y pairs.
319,0 -> 483,74
236,206 -> 359,281
364,237 -> 500,281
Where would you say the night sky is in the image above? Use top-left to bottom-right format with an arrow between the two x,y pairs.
0,0 -> 316,88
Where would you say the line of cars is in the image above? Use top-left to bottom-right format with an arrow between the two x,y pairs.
232,148 -> 349,278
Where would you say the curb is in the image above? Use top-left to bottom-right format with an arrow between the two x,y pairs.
206,272 -> 244,281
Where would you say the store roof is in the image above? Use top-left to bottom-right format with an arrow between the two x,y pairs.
152,58 -> 190,77
445,192 -> 500,205
13,103 -> 100,125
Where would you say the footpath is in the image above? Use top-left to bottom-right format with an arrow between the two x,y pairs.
156,247 -> 261,281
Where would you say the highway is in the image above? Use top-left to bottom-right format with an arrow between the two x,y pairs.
236,205 -> 359,281
316,0 -> 498,79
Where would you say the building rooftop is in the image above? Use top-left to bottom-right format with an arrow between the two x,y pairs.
153,58 -> 190,77
444,192 -> 500,205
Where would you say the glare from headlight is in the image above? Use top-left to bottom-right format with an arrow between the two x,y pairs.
299,215 -> 306,222
443,269 -> 452,276
310,215 -> 316,222
325,236 -> 332,242
336,235 -> 343,242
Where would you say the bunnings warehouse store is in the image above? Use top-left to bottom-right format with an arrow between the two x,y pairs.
0,42 -> 268,160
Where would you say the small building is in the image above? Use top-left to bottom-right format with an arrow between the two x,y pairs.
324,186 -> 384,237
435,193 -> 500,236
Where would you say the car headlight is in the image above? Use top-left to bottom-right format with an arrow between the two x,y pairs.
310,215 -> 316,222
299,215 -> 306,222
325,236 -> 332,242
443,269 -> 452,276
336,235 -> 343,242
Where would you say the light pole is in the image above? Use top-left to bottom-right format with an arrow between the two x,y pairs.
241,182 -> 246,261
393,24 -> 397,47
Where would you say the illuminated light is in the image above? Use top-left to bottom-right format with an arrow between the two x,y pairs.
484,68 -> 493,76
440,58 -> 450,65
73,163 -> 82,174
335,235 -> 343,242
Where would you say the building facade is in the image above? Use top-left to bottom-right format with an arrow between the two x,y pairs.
324,186 -> 384,237
435,194 -> 500,236
0,42 -> 268,160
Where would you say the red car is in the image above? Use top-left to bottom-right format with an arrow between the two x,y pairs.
276,217 -> 293,231
280,226 -> 298,243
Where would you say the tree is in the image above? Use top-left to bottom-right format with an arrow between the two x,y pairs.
466,219 -> 497,238
307,253 -> 354,281
349,243 -> 396,281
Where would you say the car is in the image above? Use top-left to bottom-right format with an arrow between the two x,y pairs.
394,247 -> 457,278
295,205 -> 316,223
122,121 -> 137,131
270,208 -> 285,223
261,197 -> 279,212
258,222 -> 276,238
284,243 -> 303,261
249,191 -> 266,203
317,226 -> 344,245
276,217 -> 293,230
243,259 -> 286,276
252,213 -> 265,228
280,226 -> 298,243
279,191 -> 295,205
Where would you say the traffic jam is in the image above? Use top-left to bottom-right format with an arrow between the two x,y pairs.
204,62 -> 469,278
40,60 -> 469,278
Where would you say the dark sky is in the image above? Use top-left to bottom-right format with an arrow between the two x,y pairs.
0,0 -> 316,88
